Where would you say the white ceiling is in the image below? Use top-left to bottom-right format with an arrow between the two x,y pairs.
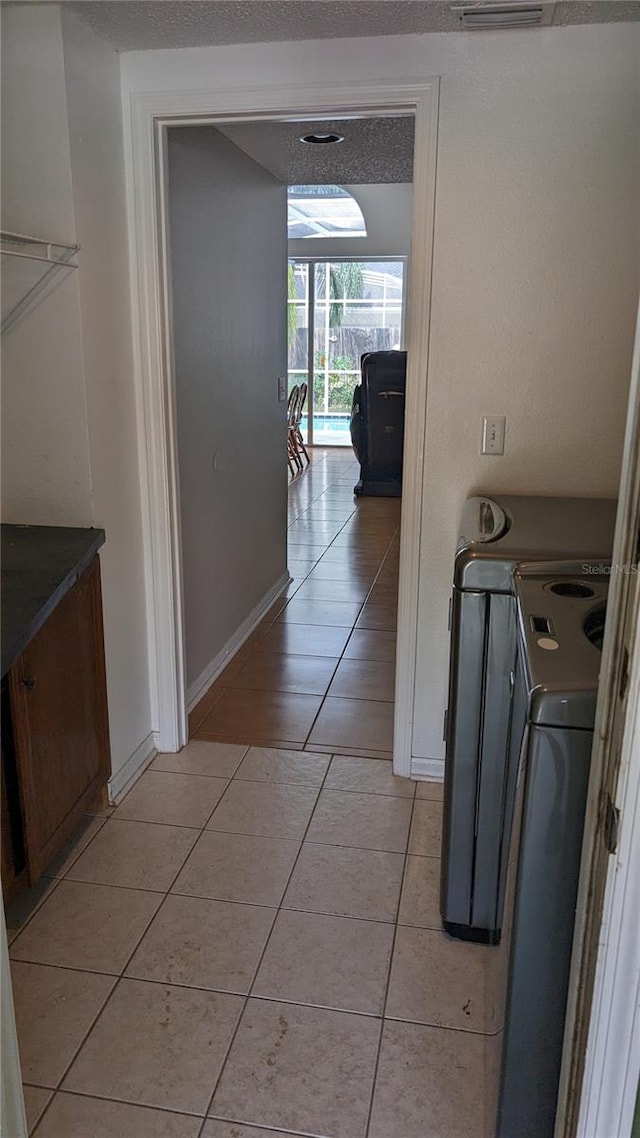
68,0 -> 640,52
216,117 -> 415,184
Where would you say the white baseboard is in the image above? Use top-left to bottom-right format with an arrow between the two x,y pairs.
411,755 -> 445,782
108,731 -> 157,804
186,571 -> 291,713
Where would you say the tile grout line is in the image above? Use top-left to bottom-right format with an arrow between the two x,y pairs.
298,527 -> 398,750
6,875 -> 66,949
363,785 -> 417,1138
29,764 -> 254,1136
29,978 -> 116,1136
29,1086 -> 204,1128
6,811 -> 112,946
194,747 -> 338,1138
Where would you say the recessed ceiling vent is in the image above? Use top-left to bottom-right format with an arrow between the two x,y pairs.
451,2 -> 555,29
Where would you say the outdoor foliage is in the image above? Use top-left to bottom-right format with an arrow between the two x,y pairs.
314,353 -> 358,412
316,262 -> 364,327
288,259 -> 402,418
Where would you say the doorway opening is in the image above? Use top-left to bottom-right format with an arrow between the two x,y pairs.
170,112 -> 415,760
125,79 -> 438,779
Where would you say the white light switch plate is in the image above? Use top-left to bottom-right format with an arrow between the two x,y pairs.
278,375 -> 288,402
481,416 -> 506,455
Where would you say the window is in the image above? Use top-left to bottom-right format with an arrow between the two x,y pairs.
287,185 -> 367,240
288,259 -> 406,446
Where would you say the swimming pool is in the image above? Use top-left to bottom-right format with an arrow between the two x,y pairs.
299,414 -> 352,446
299,414 -> 350,433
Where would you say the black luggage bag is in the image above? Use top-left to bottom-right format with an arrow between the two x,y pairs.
349,350 -> 406,497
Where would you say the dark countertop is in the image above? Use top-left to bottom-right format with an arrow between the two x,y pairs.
1,524 -> 105,678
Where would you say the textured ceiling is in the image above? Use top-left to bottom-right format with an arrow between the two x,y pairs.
67,1 -> 640,51
216,117 -> 415,184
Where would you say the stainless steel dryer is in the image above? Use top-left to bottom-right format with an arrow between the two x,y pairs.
495,567 -> 608,1138
441,494 -> 616,943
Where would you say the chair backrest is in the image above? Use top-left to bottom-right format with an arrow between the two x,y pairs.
294,382 -> 307,428
287,384 -> 300,427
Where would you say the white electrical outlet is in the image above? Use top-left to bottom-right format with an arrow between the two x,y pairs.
481,416 -> 506,455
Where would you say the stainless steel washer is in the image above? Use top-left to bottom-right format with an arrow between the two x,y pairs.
441,494 -> 616,943
495,567 -> 608,1138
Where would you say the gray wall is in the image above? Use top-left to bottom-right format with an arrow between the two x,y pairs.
167,126 -> 288,690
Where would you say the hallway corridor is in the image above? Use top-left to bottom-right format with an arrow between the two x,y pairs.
190,450 -> 400,757
7,450 -> 499,1138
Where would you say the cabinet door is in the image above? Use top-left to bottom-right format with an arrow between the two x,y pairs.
10,557 -> 111,882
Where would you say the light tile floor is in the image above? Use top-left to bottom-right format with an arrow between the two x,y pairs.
7,450 -> 500,1137
190,450 -> 401,757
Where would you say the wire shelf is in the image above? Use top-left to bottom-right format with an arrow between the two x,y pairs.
1,230 -> 80,334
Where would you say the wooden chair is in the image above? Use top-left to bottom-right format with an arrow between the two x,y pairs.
293,381 -> 310,466
287,384 -> 302,476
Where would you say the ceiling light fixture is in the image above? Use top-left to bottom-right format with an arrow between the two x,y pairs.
451,3 -> 550,29
299,132 -> 345,145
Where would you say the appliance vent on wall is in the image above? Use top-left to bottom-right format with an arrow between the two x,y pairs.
450,2 -> 555,29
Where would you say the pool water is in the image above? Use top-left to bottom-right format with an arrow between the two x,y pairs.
300,414 -> 350,433
299,414 -> 352,447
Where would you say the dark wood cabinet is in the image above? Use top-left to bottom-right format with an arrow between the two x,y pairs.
1,556 -> 110,898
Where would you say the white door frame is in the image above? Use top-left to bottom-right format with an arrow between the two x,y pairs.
577,611 -> 640,1136
123,78 -> 440,775
557,300 -> 640,1138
